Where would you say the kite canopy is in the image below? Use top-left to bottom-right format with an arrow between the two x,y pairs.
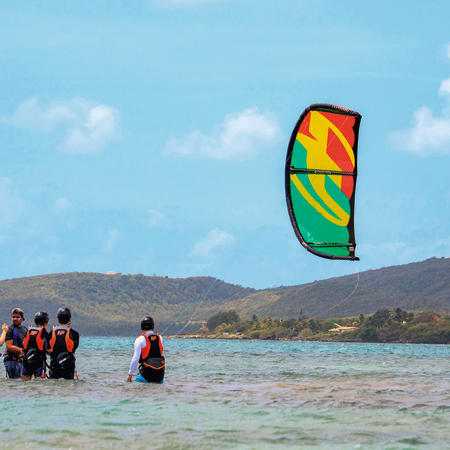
285,104 -> 361,260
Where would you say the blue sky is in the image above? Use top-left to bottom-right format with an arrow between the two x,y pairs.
1,1 -> 449,288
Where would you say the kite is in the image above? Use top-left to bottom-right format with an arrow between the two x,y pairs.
285,103 -> 361,260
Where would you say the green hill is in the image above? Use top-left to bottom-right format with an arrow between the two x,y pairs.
207,257 -> 450,321
0,272 -> 254,335
0,257 -> 449,335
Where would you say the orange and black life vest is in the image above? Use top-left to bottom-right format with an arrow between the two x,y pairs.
23,327 -> 46,352
49,326 -> 75,356
138,332 -> 165,382
139,332 -> 164,362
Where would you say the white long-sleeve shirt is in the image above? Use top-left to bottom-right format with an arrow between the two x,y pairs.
128,331 -> 164,376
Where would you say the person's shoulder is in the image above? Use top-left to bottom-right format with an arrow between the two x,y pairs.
5,325 -> 14,337
135,334 -> 146,344
70,328 -> 80,338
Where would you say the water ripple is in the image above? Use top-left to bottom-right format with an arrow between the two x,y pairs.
0,338 -> 448,448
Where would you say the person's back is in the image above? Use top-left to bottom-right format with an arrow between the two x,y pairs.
4,308 -> 27,379
48,307 -> 79,380
21,312 -> 50,380
127,316 -> 165,383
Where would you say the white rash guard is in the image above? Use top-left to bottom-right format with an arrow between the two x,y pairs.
128,331 -> 164,376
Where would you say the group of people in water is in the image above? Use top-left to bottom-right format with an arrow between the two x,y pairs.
0,307 -> 79,380
1,308 -> 165,383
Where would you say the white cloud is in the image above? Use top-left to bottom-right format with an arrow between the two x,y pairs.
54,197 -> 70,213
391,104 -> 450,155
147,208 -> 164,227
164,107 -> 281,161
391,106 -> 450,155
0,178 -> 24,228
439,78 -> 450,96
4,97 -> 120,154
391,50 -> 450,156
190,228 -> 234,257
104,228 -> 120,252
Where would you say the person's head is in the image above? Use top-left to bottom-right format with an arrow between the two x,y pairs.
11,308 -> 24,326
57,307 -> 71,325
34,311 -> 49,327
140,316 -> 154,331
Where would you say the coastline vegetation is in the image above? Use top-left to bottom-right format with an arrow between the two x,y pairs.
0,258 -> 448,337
186,308 -> 450,344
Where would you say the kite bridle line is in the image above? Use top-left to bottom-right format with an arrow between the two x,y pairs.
173,277 -> 218,337
314,271 -> 360,318
161,277 -> 218,336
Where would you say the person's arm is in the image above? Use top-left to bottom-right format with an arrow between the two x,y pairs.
127,337 -> 144,382
46,328 -> 54,354
71,330 -> 80,352
159,335 -> 164,356
43,328 -> 50,353
6,333 -> 23,355
0,324 -> 8,346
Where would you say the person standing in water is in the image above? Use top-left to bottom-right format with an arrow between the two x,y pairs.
48,307 -> 79,380
4,308 -> 27,379
127,316 -> 165,383
21,312 -> 50,380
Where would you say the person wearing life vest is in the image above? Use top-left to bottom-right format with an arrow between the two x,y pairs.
21,311 -> 50,380
48,307 -> 79,380
4,308 -> 27,379
127,316 -> 165,383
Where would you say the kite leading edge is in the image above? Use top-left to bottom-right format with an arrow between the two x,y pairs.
285,103 -> 361,260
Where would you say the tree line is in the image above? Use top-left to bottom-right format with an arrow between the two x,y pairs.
203,308 -> 450,344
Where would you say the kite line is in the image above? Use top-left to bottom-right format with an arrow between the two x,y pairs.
317,271 -> 360,317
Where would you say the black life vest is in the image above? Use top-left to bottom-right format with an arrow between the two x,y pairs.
22,327 -> 46,372
49,326 -> 75,355
49,326 -> 76,372
139,332 -> 165,382
23,327 -> 46,351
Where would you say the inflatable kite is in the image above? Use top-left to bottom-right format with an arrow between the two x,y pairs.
285,104 -> 361,260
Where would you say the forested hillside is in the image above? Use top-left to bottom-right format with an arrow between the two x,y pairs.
0,257 -> 448,335
0,272 -> 254,335
206,257 -> 450,320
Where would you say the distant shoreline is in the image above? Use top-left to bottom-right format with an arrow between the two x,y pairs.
191,308 -> 450,345
165,334 -> 449,345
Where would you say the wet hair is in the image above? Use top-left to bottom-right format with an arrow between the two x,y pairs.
11,308 -> 24,318
34,311 -> 49,326
141,316 -> 154,330
57,307 -> 71,324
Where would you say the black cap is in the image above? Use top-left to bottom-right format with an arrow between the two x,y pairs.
34,311 -> 49,326
57,307 -> 71,324
140,316 -> 154,330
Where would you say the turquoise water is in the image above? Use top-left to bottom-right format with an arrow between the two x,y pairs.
1,338 -> 449,449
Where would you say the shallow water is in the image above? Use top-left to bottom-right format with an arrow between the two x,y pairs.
0,338 -> 449,449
